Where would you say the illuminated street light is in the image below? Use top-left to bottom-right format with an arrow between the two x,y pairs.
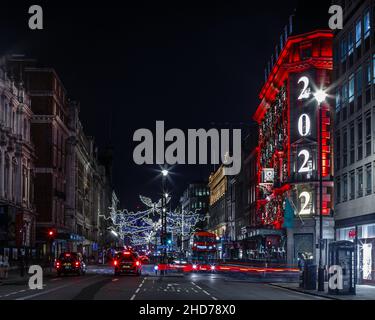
111,230 -> 118,237
162,169 -> 169,177
164,193 -> 169,198
314,89 -> 327,104
314,87 -> 328,292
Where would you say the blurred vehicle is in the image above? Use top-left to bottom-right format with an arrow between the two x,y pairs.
114,251 -> 142,276
55,252 -> 86,276
139,255 -> 150,264
189,231 -> 217,264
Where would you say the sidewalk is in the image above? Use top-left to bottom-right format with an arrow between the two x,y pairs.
270,282 -> 375,300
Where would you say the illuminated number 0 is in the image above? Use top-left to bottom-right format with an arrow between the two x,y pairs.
298,150 -> 310,173
298,114 -> 311,136
299,191 -> 311,215
298,76 -> 311,100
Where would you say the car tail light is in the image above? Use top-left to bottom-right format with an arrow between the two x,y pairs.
135,261 -> 140,266
75,261 -> 80,267
114,260 -> 118,266
192,264 -> 197,270
56,262 -> 60,268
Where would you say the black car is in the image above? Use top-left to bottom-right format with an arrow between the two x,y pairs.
55,252 -> 87,276
114,251 -> 141,276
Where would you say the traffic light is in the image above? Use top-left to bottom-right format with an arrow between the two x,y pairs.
166,233 -> 172,245
47,229 -> 55,239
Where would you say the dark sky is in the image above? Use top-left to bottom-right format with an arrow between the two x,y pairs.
1,0 -> 330,209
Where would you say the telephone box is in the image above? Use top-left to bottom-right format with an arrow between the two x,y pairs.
328,241 -> 356,295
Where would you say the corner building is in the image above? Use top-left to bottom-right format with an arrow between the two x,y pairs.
253,30 -> 334,266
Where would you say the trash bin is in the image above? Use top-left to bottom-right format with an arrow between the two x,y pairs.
304,264 -> 317,290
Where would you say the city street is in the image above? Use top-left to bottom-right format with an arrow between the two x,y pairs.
0,265 -> 326,300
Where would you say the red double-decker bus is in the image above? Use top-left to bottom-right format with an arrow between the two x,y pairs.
189,231 -> 217,263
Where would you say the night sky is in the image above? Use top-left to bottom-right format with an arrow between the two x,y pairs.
1,1 -> 330,209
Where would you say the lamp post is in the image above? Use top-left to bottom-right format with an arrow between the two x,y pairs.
314,89 -> 328,292
161,169 -> 169,266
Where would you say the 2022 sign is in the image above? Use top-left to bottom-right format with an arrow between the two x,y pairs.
290,72 -> 319,216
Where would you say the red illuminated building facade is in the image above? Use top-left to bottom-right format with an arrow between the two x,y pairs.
253,30 -> 335,266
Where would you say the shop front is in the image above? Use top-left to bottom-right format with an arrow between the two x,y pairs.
336,223 -> 375,285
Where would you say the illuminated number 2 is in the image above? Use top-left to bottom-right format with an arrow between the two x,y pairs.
299,191 -> 311,215
297,76 -> 311,100
298,114 -> 311,136
298,149 -> 310,173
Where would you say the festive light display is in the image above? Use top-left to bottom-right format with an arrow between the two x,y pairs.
100,195 -> 207,247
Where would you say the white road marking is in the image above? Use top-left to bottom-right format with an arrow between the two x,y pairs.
112,278 -> 118,282
16,275 -> 100,300
129,277 -> 145,300
192,281 -> 218,300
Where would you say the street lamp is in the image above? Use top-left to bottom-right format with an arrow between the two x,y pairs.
314,88 -> 327,292
160,168 -> 170,269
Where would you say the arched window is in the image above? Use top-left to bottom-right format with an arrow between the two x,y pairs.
4,156 -> 10,198
23,118 -> 28,140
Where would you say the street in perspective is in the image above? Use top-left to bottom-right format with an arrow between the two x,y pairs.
1,1 -> 375,309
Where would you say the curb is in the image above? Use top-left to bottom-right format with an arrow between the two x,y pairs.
269,283 -> 339,300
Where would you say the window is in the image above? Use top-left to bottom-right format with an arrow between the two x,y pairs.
357,167 -> 363,197
335,131 -> 341,170
336,86 -> 341,112
348,30 -> 354,55
343,127 -> 348,167
341,36 -> 347,61
342,82 -> 348,103
357,67 -> 363,93
350,170 -> 355,200
366,60 -> 372,86
356,19 -> 362,47
364,10 -> 370,39
336,177 -> 341,203
350,122 -> 355,164
357,118 -> 363,160
366,163 -> 372,195
349,74 -> 355,102
343,174 -> 348,201
366,112 -> 371,156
